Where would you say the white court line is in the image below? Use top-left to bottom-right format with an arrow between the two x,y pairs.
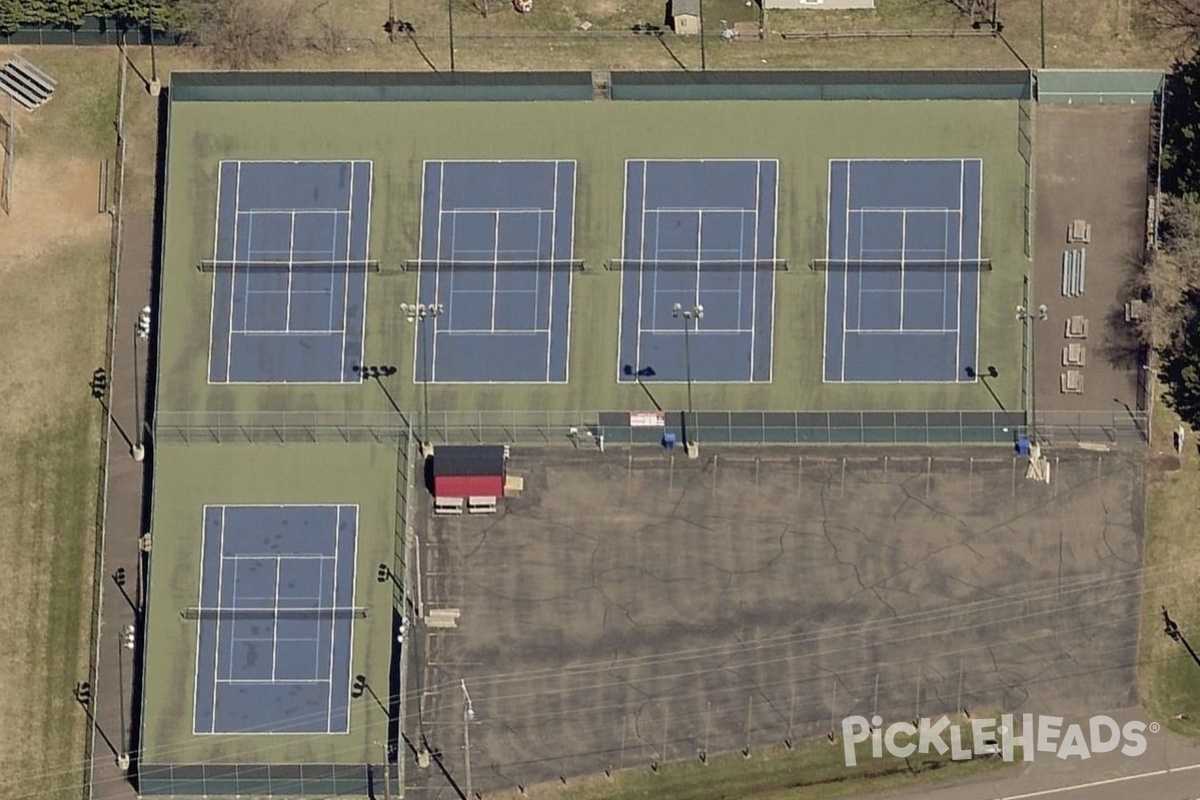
971,158 -> 983,382
191,510 -> 211,733
224,553 -> 336,560
313,559 -> 326,681
284,212 -> 296,332
841,162 -> 851,381
225,163 -> 244,382
844,328 -> 960,334
635,163 -> 648,372
563,160 -> 578,384
270,558 -> 281,680
899,209 -> 907,328
545,164 -> 558,381
436,328 -> 551,336
431,162 -> 447,382
642,327 -> 753,335
438,206 -> 550,214
208,506 -> 228,731
339,165 -> 355,382
693,210 -> 703,325
850,207 -> 959,214
646,206 -> 754,214
615,161 -> 632,382
341,505 -> 360,733
216,678 -> 331,685
820,160 -> 833,383
237,207 -> 347,215
956,159 -> 966,379
749,162 -> 760,379
205,165 -> 225,385
490,211 -> 501,332
326,505 -> 340,733
348,161 -> 374,384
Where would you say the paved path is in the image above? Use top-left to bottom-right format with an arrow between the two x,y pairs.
89,212 -> 153,800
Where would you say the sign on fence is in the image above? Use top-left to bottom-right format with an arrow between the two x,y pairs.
629,411 -> 666,428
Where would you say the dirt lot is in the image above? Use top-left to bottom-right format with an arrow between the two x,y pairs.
404,445 -> 1143,798
1032,106 -> 1150,417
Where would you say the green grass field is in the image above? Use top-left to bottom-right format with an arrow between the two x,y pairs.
140,441 -> 399,774
157,91 -> 1027,424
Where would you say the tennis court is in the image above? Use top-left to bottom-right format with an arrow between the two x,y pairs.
823,158 -> 983,383
617,159 -> 778,383
192,504 -> 359,735
416,160 -> 577,383
207,160 -> 373,384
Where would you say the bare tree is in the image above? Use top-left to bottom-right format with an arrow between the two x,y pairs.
1146,0 -> 1200,52
178,0 -> 298,68
1131,196 -> 1200,351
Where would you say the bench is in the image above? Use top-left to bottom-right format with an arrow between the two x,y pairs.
1061,370 -> 1084,394
434,497 -> 464,515
1062,343 -> 1086,367
467,496 -> 497,514
1065,315 -> 1088,339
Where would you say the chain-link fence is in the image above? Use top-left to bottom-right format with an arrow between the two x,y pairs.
153,410 -> 411,444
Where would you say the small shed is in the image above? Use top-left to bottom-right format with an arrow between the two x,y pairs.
432,445 -> 506,499
671,0 -> 700,35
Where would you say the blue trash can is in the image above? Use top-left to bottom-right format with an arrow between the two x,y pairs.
662,432 -> 677,450
1016,435 -> 1031,456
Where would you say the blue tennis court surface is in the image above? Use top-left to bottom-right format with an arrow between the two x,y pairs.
208,160 -> 372,383
617,159 -> 778,383
823,158 -> 982,383
416,160 -> 576,383
193,505 -> 358,735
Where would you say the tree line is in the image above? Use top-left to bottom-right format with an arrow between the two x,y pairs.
0,0 -> 181,34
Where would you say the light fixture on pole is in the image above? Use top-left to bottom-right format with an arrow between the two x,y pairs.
671,302 -> 703,455
1015,303 -> 1047,443
401,302 -> 444,455
461,679 -> 475,799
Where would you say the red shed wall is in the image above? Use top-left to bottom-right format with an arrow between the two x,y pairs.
435,475 -> 503,498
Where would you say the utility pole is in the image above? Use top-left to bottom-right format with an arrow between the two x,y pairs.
447,0 -> 457,71
1039,0 -> 1046,68
1015,303 -> 1047,443
461,679 -> 475,799
672,302 -> 704,454
375,740 -> 392,800
1163,607 -> 1200,671
401,302 -> 443,454
699,0 -> 707,70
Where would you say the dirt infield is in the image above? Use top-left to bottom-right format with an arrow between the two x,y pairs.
403,445 -> 1143,798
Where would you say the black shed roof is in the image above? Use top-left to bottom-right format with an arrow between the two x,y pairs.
432,445 -> 506,477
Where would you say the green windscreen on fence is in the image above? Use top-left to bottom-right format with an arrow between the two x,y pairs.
170,71 -> 595,102
610,70 -> 1032,101
1036,70 -> 1163,105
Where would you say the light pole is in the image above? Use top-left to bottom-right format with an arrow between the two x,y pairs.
447,0 -> 456,71
461,679 -> 475,800
672,302 -> 703,454
1015,303 -> 1047,443
699,0 -> 707,70
401,302 -> 443,454
132,308 -> 149,461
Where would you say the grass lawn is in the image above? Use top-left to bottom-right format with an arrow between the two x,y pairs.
1138,386 -> 1200,736
0,47 -> 115,800
482,716 -> 1020,800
